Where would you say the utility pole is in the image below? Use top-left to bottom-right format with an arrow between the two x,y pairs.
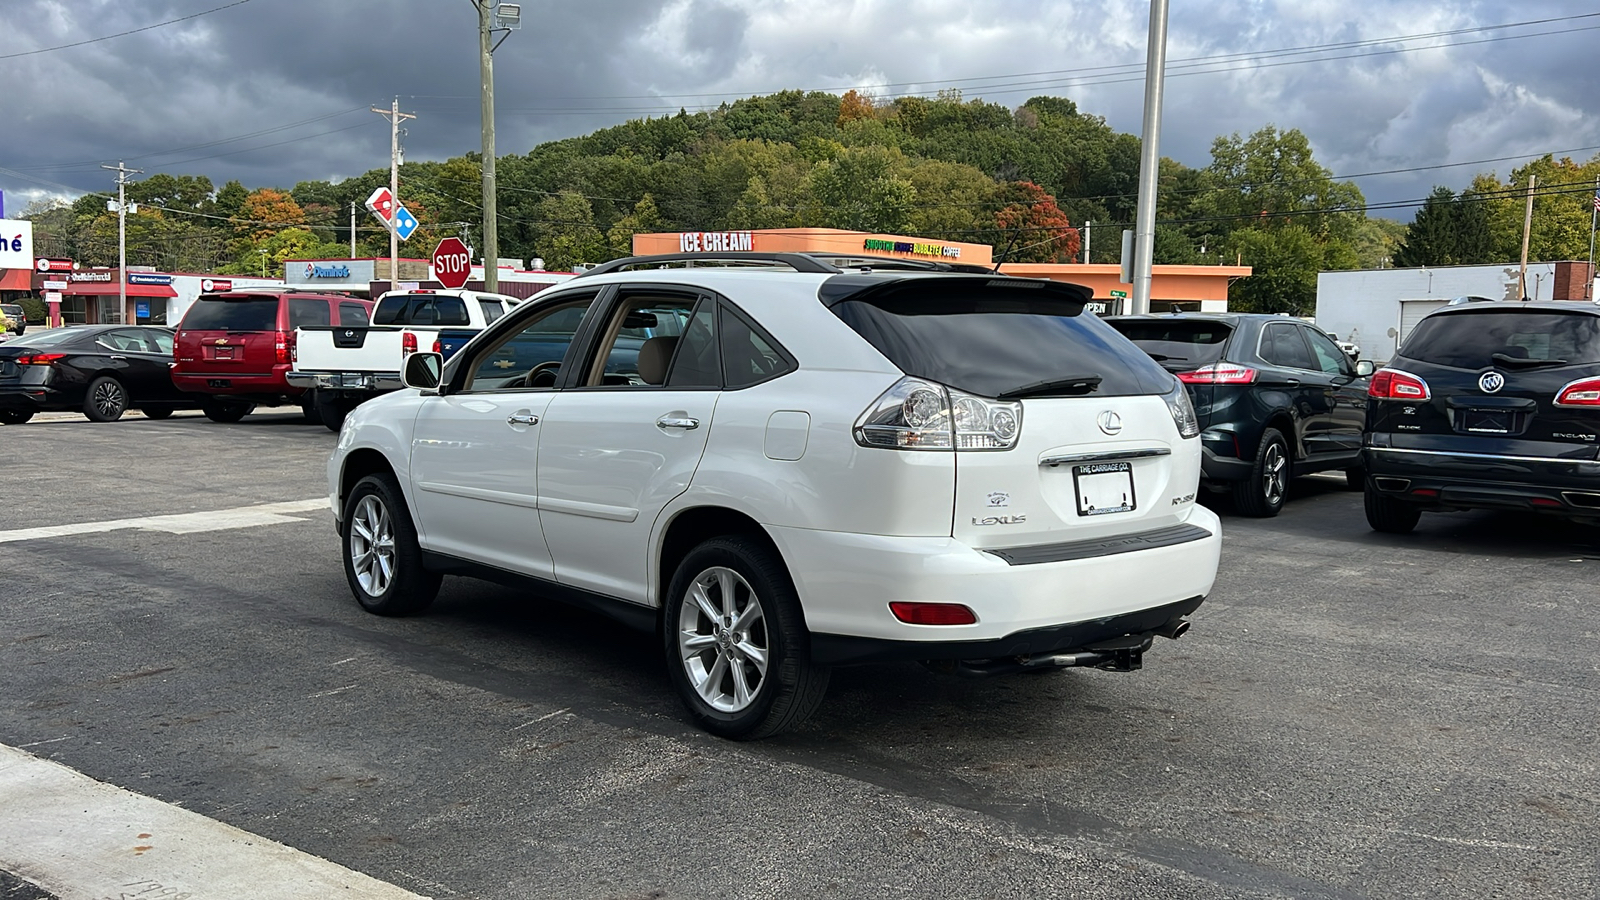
372,98 -> 416,294
1083,221 -> 1091,264
102,161 -> 142,324
349,201 -> 357,258
475,2 -> 519,292
1587,176 -> 1598,301
1518,174 -> 1536,301
1129,0 -> 1169,316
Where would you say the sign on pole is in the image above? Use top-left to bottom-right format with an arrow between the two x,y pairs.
364,187 -> 396,223
431,237 -> 472,290
393,204 -> 419,242
1110,289 -> 1128,298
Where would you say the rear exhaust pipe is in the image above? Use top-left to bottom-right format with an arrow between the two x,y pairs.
1374,477 -> 1410,492
1154,618 -> 1190,640
1561,491 -> 1600,509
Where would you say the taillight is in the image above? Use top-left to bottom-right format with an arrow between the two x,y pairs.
854,376 -> 1022,451
275,330 -> 291,365
1163,380 -> 1200,438
402,332 -> 418,356
1554,376 -> 1600,408
889,602 -> 978,626
1369,368 -> 1430,401
14,353 -> 66,366
1175,363 -> 1256,384
432,338 -> 441,354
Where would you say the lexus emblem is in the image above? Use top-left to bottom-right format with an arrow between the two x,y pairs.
1479,371 -> 1505,394
1097,410 -> 1123,435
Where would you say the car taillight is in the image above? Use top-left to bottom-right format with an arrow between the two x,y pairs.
1369,368 -> 1430,401
432,338 -> 441,354
402,332 -> 418,356
1555,376 -> 1600,408
275,330 -> 291,365
854,376 -> 1022,451
1175,363 -> 1256,384
889,602 -> 978,626
14,353 -> 66,366
1163,379 -> 1200,438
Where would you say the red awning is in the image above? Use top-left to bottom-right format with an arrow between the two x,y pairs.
59,282 -> 177,298
0,269 -> 32,291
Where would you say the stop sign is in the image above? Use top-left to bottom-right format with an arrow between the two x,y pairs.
431,237 -> 473,290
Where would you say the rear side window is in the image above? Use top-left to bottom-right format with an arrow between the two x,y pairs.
832,290 -> 1172,397
289,298 -> 331,328
338,303 -> 370,327
1106,319 -> 1232,369
479,300 -> 505,323
181,297 -> 278,331
1402,311 -> 1600,367
1260,323 -> 1316,370
373,294 -> 470,326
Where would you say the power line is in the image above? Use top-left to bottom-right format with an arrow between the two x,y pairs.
0,0 -> 255,61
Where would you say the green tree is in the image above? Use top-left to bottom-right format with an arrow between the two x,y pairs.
1393,187 -> 1459,267
801,145 -> 917,232
532,191 -> 605,271
1226,225 -> 1326,315
606,194 -> 665,256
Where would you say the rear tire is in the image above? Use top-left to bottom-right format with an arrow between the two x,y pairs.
300,392 -> 323,426
1231,428 -> 1289,517
139,407 -> 175,420
663,536 -> 829,740
83,376 -> 128,422
202,399 -> 252,423
316,391 -> 350,432
1365,484 -> 1421,534
0,410 -> 33,425
341,474 -> 441,616
1343,465 -> 1365,491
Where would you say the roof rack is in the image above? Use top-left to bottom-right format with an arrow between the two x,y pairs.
575,251 -> 999,278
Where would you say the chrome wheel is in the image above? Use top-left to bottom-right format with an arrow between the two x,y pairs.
348,495 -> 396,597
677,566 -> 769,713
1262,441 -> 1287,506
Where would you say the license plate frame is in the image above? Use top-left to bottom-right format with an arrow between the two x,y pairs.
1459,408 -> 1512,434
1074,461 -> 1136,516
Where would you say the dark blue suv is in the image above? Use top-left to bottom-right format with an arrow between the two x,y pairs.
1108,313 -> 1373,516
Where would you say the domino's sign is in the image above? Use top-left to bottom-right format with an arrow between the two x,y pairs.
0,219 -> 32,270
305,263 -> 352,279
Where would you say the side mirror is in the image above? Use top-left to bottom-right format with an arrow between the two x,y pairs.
403,351 -> 443,392
1355,359 -> 1375,377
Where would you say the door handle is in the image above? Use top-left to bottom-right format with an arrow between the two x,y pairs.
656,415 -> 700,430
110,355 -> 128,361
506,413 -> 540,426
1285,378 -> 1300,386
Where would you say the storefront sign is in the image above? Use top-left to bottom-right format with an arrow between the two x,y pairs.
128,273 -> 174,285
135,301 -> 151,319
35,257 -> 74,272
70,271 -> 114,283
200,278 -> 232,292
678,231 -> 754,253
42,280 -> 67,290
304,262 -> 351,279
863,238 -> 961,259
0,219 -> 33,269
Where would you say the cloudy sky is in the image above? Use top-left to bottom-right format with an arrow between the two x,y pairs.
3,0 -> 1599,220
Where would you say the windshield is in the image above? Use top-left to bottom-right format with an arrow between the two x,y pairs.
182,297 -> 278,331
832,291 -> 1172,398
1106,319 -> 1233,369
1401,310 -> 1600,368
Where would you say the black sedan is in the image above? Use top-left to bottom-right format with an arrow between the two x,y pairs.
0,325 -> 203,424
1107,313 -> 1375,517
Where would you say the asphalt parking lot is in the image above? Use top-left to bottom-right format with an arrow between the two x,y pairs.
1,411 -> 1596,899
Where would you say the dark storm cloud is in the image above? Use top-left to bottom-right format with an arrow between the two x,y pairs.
2,0 -> 1598,216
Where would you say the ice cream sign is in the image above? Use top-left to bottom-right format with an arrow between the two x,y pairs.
0,219 -> 32,270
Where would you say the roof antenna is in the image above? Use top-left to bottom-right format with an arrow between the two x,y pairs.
991,226 -> 1022,273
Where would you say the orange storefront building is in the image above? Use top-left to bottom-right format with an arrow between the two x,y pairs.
632,228 -> 1248,314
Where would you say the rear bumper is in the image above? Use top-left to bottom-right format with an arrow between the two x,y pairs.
172,369 -> 302,403
767,504 -> 1221,661
1201,443 -> 1253,482
286,370 -> 402,391
0,385 -> 61,410
1365,446 -> 1600,515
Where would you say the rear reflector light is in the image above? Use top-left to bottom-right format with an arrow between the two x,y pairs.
1369,368 -> 1431,400
402,332 -> 418,356
1175,363 -> 1256,384
1555,376 -> 1600,408
1411,488 -> 1439,498
14,353 -> 66,366
1531,497 -> 1563,508
889,602 -> 978,626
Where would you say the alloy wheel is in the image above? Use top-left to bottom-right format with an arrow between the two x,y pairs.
94,381 -> 125,419
677,566 -> 769,713
1262,442 -> 1287,506
348,495 -> 396,597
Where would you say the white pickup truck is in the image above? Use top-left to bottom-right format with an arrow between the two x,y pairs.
289,289 -> 520,430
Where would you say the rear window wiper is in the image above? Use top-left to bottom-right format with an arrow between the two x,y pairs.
1145,353 -> 1187,362
996,374 -> 1103,399
1492,352 -> 1568,368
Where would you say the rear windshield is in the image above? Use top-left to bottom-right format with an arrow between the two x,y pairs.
1105,319 -> 1232,369
181,297 -> 278,331
373,294 -> 470,327
1401,310 -> 1600,368
832,293 -> 1172,397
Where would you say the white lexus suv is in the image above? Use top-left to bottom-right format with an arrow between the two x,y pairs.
328,252 -> 1221,739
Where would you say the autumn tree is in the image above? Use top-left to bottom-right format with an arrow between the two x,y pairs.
836,89 -> 876,126
993,182 -> 1080,263
238,188 -> 306,240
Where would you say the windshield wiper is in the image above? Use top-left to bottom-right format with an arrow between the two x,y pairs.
1145,353 -> 1187,362
1492,352 -> 1567,368
996,374 -> 1103,399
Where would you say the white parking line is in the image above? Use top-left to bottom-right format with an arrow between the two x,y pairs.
0,743 -> 430,900
0,499 -> 329,545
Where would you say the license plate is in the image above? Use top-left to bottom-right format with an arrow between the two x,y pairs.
1460,409 -> 1511,434
213,348 -> 235,360
1074,462 -> 1136,516
207,379 -> 231,388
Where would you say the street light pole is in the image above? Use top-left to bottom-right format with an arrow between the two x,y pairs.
1129,0 -> 1169,316
102,160 -> 142,323
478,0 -> 499,292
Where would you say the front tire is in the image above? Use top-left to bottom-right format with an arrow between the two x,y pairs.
1232,427 -> 1289,517
663,536 -> 829,740
342,473 -> 441,616
139,406 -> 175,420
1365,484 -> 1421,534
202,399 -> 252,423
0,410 -> 33,425
83,376 -> 128,422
